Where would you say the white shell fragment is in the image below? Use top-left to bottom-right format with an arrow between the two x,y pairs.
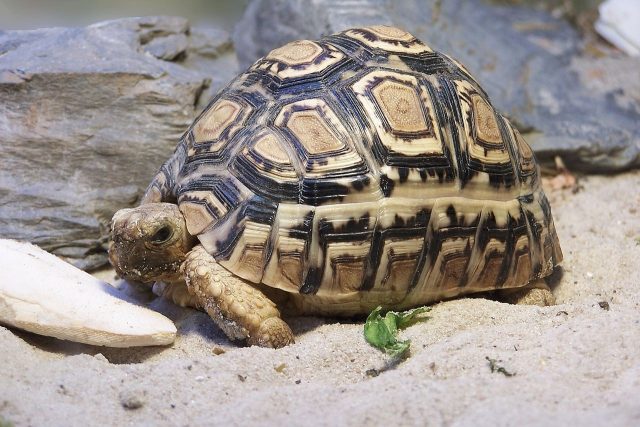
595,0 -> 640,56
0,239 -> 176,347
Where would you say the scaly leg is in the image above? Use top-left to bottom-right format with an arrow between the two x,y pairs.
182,245 -> 294,348
152,281 -> 199,308
498,279 -> 555,306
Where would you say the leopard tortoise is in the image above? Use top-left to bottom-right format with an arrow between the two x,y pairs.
109,26 -> 563,348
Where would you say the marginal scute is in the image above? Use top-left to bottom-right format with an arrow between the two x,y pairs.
219,220 -> 272,283
279,247 -> 305,289
440,249 -> 470,291
311,204 -> 377,295
325,240 -> 371,294
377,237 -> 424,290
508,235 -> 532,288
333,259 -> 365,292
477,239 -> 506,286
263,204 -> 315,293
520,193 -> 562,280
364,198 -> 432,291
240,246 -> 268,282
512,127 -> 536,175
420,236 -> 473,293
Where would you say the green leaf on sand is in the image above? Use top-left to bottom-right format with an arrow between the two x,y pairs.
364,306 -> 431,358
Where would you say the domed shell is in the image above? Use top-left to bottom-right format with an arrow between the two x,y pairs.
144,26 -> 562,305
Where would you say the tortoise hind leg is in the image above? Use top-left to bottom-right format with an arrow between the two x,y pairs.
182,245 -> 294,348
497,279 -> 555,306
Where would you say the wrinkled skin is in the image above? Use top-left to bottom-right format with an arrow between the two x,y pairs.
109,203 -> 195,285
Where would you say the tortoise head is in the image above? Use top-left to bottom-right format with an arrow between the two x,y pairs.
109,203 -> 196,284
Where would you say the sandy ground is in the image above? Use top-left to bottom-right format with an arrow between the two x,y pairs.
1,171 -> 639,427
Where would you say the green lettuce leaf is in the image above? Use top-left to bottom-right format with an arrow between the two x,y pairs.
364,306 -> 430,358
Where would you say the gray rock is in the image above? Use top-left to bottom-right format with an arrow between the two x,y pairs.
0,16 -> 238,269
184,27 -> 238,110
571,55 -> 640,116
234,0 -> 640,172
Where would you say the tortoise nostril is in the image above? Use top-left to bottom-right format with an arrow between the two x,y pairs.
149,225 -> 173,244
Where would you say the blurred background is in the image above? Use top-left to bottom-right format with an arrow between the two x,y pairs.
0,0 -> 249,30
0,0 -> 604,34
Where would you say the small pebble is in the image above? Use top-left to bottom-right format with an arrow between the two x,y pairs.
120,391 -> 146,410
57,384 -> 70,396
365,368 -> 380,377
598,301 -> 610,311
212,347 -> 226,355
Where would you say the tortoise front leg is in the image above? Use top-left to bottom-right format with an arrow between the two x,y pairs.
182,245 -> 294,348
152,281 -> 200,308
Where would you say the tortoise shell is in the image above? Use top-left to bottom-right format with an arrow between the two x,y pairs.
144,26 -> 562,311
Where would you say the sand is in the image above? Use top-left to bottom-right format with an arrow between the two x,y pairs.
1,171 -> 639,427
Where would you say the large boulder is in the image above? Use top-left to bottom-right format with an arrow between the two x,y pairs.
234,0 -> 640,173
0,16 -> 238,269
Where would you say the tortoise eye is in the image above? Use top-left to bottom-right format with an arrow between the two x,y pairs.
149,225 -> 173,245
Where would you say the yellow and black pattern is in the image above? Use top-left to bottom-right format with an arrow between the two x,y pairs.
342,26 -> 432,55
146,26 -> 562,309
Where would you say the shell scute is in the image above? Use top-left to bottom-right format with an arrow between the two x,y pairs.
341,26 -> 432,55
230,129 -> 300,201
